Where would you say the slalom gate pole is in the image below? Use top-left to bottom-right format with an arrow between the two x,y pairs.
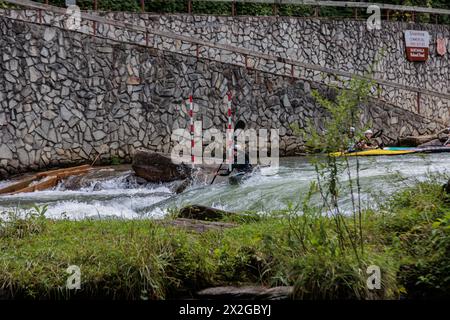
227,92 -> 233,172
189,95 -> 195,165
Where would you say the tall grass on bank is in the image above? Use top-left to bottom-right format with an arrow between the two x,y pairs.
1,177 -> 448,299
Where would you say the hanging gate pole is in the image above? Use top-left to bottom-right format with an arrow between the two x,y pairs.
226,92 -> 233,172
189,95 -> 195,165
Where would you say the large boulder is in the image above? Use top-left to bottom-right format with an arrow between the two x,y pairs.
178,205 -> 234,221
132,150 -> 191,183
178,204 -> 260,222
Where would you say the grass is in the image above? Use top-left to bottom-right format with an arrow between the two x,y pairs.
0,180 -> 449,300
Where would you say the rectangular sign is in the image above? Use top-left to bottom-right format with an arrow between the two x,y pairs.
404,30 -> 430,62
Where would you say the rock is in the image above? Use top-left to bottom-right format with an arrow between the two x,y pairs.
0,145 -> 13,160
132,150 -> 191,183
170,178 -> 191,194
93,130 -> 106,141
417,139 -> 443,148
444,179 -> 450,195
178,204 -> 236,221
43,27 -> 56,42
156,218 -> 237,233
196,286 -> 293,300
62,166 -> 134,190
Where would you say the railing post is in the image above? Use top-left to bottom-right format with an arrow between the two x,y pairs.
417,92 -> 421,114
140,0 -> 145,13
94,0 -> 98,11
387,10 -> 390,21
272,3 -> 278,16
231,1 -> 236,16
354,8 -> 358,19
314,7 -> 319,18
188,0 -> 192,14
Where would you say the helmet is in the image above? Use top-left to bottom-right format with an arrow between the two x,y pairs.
364,129 -> 373,135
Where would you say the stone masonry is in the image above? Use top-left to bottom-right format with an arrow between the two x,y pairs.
0,14 -> 447,177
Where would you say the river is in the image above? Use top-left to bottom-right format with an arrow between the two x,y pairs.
0,154 -> 449,219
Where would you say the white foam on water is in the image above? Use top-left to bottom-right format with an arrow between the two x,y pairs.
44,196 -> 169,220
1,155 -> 450,220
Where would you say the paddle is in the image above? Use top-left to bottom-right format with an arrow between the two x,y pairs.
373,129 -> 383,139
209,163 -> 223,185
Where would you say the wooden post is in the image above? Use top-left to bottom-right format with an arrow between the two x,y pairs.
93,0 -> 98,11
140,0 -> 145,13
387,10 -> 390,21
188,0 -> 192,14
231,1 -> 236,16
354,8 -> 358,19
272,4 -> 278,16
314,7 -> 319,17
145,30 -> 149,47
45,0 -> 48,4
411,11 -> 415,23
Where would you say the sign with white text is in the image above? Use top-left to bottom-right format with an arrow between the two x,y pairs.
404,30 -> 430,62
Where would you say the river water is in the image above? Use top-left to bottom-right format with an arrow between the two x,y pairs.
0,154 -> 449,219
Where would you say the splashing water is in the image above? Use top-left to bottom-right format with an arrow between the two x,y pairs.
0,154 -> 449,220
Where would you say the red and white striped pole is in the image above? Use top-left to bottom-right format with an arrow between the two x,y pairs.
189,95 -> 195,164
226,92 -> 233,171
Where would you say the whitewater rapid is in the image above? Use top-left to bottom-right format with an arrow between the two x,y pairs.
0,154 -> 449,219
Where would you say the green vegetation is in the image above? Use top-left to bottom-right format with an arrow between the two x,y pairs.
109,155 -> 123,166
0,179 -> 449,299
1,1 -> 447,24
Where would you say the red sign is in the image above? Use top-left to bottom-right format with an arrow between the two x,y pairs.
437,38 -> 447,56
404,30 -> 430,62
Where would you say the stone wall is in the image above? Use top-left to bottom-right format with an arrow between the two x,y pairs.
2,9 -> 449,124
0,15 -> 446,176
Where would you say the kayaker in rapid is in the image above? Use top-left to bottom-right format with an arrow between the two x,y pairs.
218,121 -> 253,177
357,129 -> 380,150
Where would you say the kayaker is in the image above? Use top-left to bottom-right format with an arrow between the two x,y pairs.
346,127 -> 358,152
218,121 -> 253,176
357,129 -> 380,150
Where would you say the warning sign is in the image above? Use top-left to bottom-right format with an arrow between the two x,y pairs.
404,30 -> 430,62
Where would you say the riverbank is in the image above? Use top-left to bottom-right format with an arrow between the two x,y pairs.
0,179 -> 448,300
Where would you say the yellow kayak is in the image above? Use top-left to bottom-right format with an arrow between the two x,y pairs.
330,149 -> 417,157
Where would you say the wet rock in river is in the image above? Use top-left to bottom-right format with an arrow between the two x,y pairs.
62,165 -> 138,190
132,150 -> 191,183
178,205 -> 235,221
